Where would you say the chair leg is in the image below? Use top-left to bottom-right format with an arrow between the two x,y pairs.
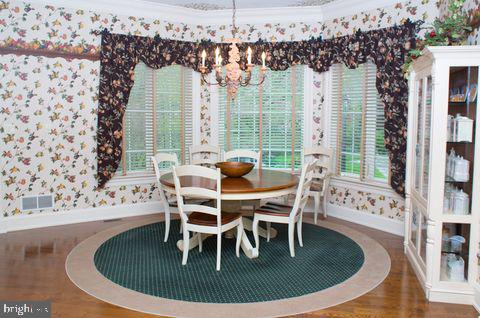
322,194 -> 327,218
179,221 -> 183,234
297,216 -> 303,247
164,206 -> 171,242
216,233 -> 222,271
182,229 -> 190,265
266,222 -> 271,242
288,222 -> 295,257
236,220 -> 243,257
198,233 -> 203,253
252,218 -> 260,252
313,194 -> 320,224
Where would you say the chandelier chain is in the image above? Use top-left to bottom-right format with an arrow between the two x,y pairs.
231,0 -> 237,38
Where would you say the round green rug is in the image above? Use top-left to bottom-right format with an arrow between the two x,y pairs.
93,219 -> 364,303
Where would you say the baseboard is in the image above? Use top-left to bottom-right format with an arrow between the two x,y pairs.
1,201 -> 164,233
320,203 -> 404,236
1,201 -> 404,236
473,285 -> 480,313
428,287 -> 474,305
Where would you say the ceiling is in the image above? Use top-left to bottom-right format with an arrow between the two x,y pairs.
147,0 -> 336,10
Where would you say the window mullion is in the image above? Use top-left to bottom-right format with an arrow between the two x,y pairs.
335,66 -> 343,176
122,111 -> 127,175
359,65 -> 368,181
180,67 -> 185,164
291,66 -> 296,172
152,68 -> 157,158
259,81 -> 263,167
226,95 -> 231,151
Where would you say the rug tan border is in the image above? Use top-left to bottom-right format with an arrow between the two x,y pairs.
66,215 -> 390,318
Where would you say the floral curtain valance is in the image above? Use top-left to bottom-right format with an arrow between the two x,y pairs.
97,20 -> 421,196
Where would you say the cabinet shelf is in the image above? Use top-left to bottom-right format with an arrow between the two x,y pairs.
444,176 -> 471,183
447,141 -> 473,144
441,214 -> 472,224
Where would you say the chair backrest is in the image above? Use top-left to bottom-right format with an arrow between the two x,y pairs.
223,149 -> 261,168
290,160 -> 317,218
172,165 -> 222,227
189,144 -> 222,167
303,146 -> 333,180
151,152 -> 179,183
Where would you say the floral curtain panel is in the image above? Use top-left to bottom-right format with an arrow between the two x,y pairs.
97,20 -> 420,195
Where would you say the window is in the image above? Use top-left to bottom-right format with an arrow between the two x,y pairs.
330,62 -> 389,183
218,66 -> 304,169
119,63 -> 193,175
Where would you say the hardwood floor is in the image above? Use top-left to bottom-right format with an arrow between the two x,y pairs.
0,214 -> 477,318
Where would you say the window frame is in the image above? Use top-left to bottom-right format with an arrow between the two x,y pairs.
325,64 -> 394,192
110,66 -> 201,186
212,66 -> 313,171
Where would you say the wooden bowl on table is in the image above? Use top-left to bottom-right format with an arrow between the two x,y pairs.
215,162 -> 254,178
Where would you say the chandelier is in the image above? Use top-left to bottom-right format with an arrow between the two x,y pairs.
199,0 -> 267,99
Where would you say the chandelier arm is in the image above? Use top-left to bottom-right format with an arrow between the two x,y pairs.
201,73 -> 231,88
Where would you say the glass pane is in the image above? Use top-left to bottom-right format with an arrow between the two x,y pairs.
219,66 -> 304,169
410,204 -> 419,249
414,78 -> 424,193
420,213 -> 427,263
444,66 -> 478,215
422,76 -> 432,200
440,223 -> 470,282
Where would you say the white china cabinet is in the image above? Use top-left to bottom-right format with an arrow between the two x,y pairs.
405,46 -> 480,305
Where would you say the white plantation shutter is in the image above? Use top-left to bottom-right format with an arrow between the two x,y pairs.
219,66 -> 304,169
330,62 -> 389,182
219,68 -> 261,153
120,64 -> 192,175
123,63 -> 153,173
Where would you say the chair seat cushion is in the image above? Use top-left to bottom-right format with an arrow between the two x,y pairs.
187,212 -> 241,226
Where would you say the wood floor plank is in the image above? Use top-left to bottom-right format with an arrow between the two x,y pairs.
0,214 -> 477,318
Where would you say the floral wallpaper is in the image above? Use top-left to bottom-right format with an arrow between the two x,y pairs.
329,185 -> 405,220
464,0 -> 480,45
0,54 -> 159,216
0,0 -> 445,221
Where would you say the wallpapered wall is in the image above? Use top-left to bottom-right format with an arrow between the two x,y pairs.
0,0 -> 441,221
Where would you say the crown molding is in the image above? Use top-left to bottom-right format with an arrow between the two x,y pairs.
25,0 -> 408,26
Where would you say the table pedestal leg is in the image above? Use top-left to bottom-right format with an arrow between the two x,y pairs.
176,218 -> 277,259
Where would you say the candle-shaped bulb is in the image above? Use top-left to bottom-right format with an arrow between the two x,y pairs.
247,47 -> 252,65
201,50 -> 206,67
215,47 -> 220,65
261,52 -> 266,68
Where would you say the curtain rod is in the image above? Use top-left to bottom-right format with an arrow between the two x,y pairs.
0,47 -> 100,61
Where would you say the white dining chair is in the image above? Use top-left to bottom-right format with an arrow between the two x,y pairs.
189,144 -> 222,168
223,149 -> 261,167
172,165 -> 244,271
152,152 -> 211,242
151,152 -> 179,242
252,160 -> 316,257
303,146 -> 333,223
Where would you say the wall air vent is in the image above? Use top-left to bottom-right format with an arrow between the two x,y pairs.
21,195 -> 54,211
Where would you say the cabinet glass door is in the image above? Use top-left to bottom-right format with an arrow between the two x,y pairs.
413,76 -> 432,201
443,67 -> 478,216
414,78 -> 424,194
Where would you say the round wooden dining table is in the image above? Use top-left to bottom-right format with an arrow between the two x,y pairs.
160,169 -> 298,258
